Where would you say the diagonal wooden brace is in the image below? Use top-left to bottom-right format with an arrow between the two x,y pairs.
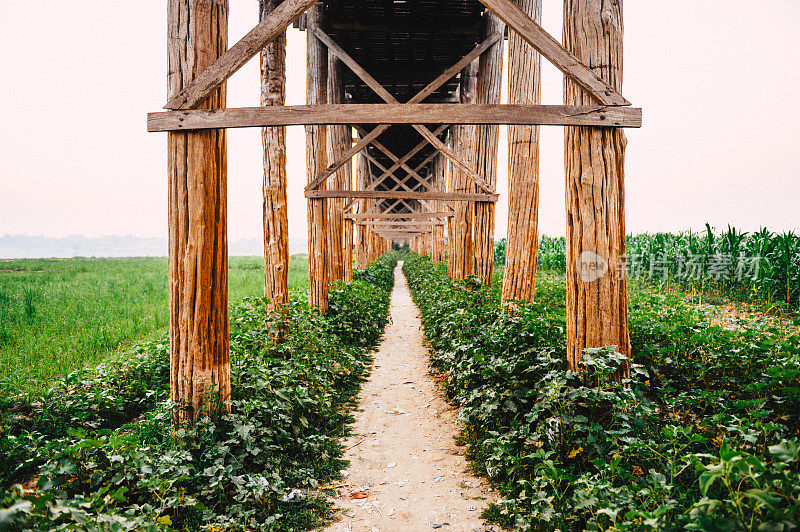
478,0 -> 629,106
165,0 -> 319,110
305,30 -> 502,192
315,28 -> 496,194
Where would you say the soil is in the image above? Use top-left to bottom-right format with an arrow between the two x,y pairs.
323,262 -> 498,532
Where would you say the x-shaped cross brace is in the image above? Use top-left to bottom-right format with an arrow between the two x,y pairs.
305,30 -> 502,193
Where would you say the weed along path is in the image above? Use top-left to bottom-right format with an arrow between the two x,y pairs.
325,262 -> 497,531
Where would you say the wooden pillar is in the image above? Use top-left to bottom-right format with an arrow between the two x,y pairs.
306,4 -> 329,310
326,56 -> 348,282
473,12 -> 505,285
564,0 -> 631,375
260,0 -> 289,311
354,152 -> 370,269
167,0 -> 230,422
367,227 -> 376,264
344,214 -> 354,280
433,155 -> 447,262
448,65 -> 477,279
502,0 -> 542,304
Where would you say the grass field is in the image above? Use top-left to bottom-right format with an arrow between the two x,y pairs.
0,255 -> 308,396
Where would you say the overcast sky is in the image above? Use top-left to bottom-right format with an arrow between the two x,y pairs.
1,1 -> 799,244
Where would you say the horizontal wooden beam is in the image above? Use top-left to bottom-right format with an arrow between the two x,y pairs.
344,212 -> 454,220
477,0 -> 629,106
148,104 -> 642,131
164,0 -> 318,109
356,220 -> 446,226
374,230 -> 429,236
306,190 -> 499,202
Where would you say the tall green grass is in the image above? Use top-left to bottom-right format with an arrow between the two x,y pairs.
0,255 -> 309,395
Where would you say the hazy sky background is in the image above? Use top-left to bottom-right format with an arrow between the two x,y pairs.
2,1 -> 799,246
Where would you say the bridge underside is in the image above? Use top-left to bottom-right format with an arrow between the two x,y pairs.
311,0 -> 487,219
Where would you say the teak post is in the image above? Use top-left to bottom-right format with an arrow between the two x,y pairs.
564,0 -> 631,376
167,0 -> 230,422
473,12 -> 505,285
354,151 -> 370,269
260,0 -> 289,311
433,155 -> 448,262
305,4 -> 329,310
502,0 -> 542,304
448,63 -> 478,279
326,55 -> 348,282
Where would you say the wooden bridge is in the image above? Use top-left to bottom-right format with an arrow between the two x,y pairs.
148,0 -> 641,420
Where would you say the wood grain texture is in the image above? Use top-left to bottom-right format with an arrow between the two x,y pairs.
165,0 -> 318,109
564,0 -> 631,377
448,64 -> 478,279
431,154 -> 449,262
148,104 -> 640,131
305,5 -> 329,311
167,0 -> 230,423
478,0 -> 628,106
260,0 -> 289,311
354,151 -> 370,269
502,0 -> 542,304
326,56 -> 347,282
473,12 -> 505,285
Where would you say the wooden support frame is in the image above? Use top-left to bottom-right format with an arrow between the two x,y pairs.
152,0 -> 643,391
148,104 -> 641,131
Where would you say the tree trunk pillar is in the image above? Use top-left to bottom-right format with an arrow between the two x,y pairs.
326,56 -> 348,282
473,12 -> 505,285
502,0 -> 542,304
354,151 -> 370,269
448,64 -> 477,279
167,0 -> 230,423
306,4 -> 329,310
564,0 -> 631,375
260,0 -> 289,311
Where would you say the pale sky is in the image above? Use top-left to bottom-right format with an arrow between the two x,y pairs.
1,1 -> 799,244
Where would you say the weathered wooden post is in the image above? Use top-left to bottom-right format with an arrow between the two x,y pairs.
354,152 -> 370,269
327,55 -> 348,282
306,4 -> 330,310
473,13 -> 505,285
433,155 -> 448,262
502,0 -> 542,304
564,0 -> 631,375
447,64 -> 477,279
260,0 -> 289,311
167,0 -> 230,422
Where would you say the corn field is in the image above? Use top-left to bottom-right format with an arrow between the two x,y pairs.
535,225 -> 800,312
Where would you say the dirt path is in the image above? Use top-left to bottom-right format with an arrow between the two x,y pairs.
324,262 -> 497,532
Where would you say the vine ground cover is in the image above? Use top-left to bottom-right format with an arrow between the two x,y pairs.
403,254 -> 800,530
0,253 -> 397,531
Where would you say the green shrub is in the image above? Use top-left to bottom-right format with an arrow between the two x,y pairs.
0,254 -> 396,531
403,253 -> 800,531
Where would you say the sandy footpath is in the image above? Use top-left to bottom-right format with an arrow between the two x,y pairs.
324,262 -> 498,532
